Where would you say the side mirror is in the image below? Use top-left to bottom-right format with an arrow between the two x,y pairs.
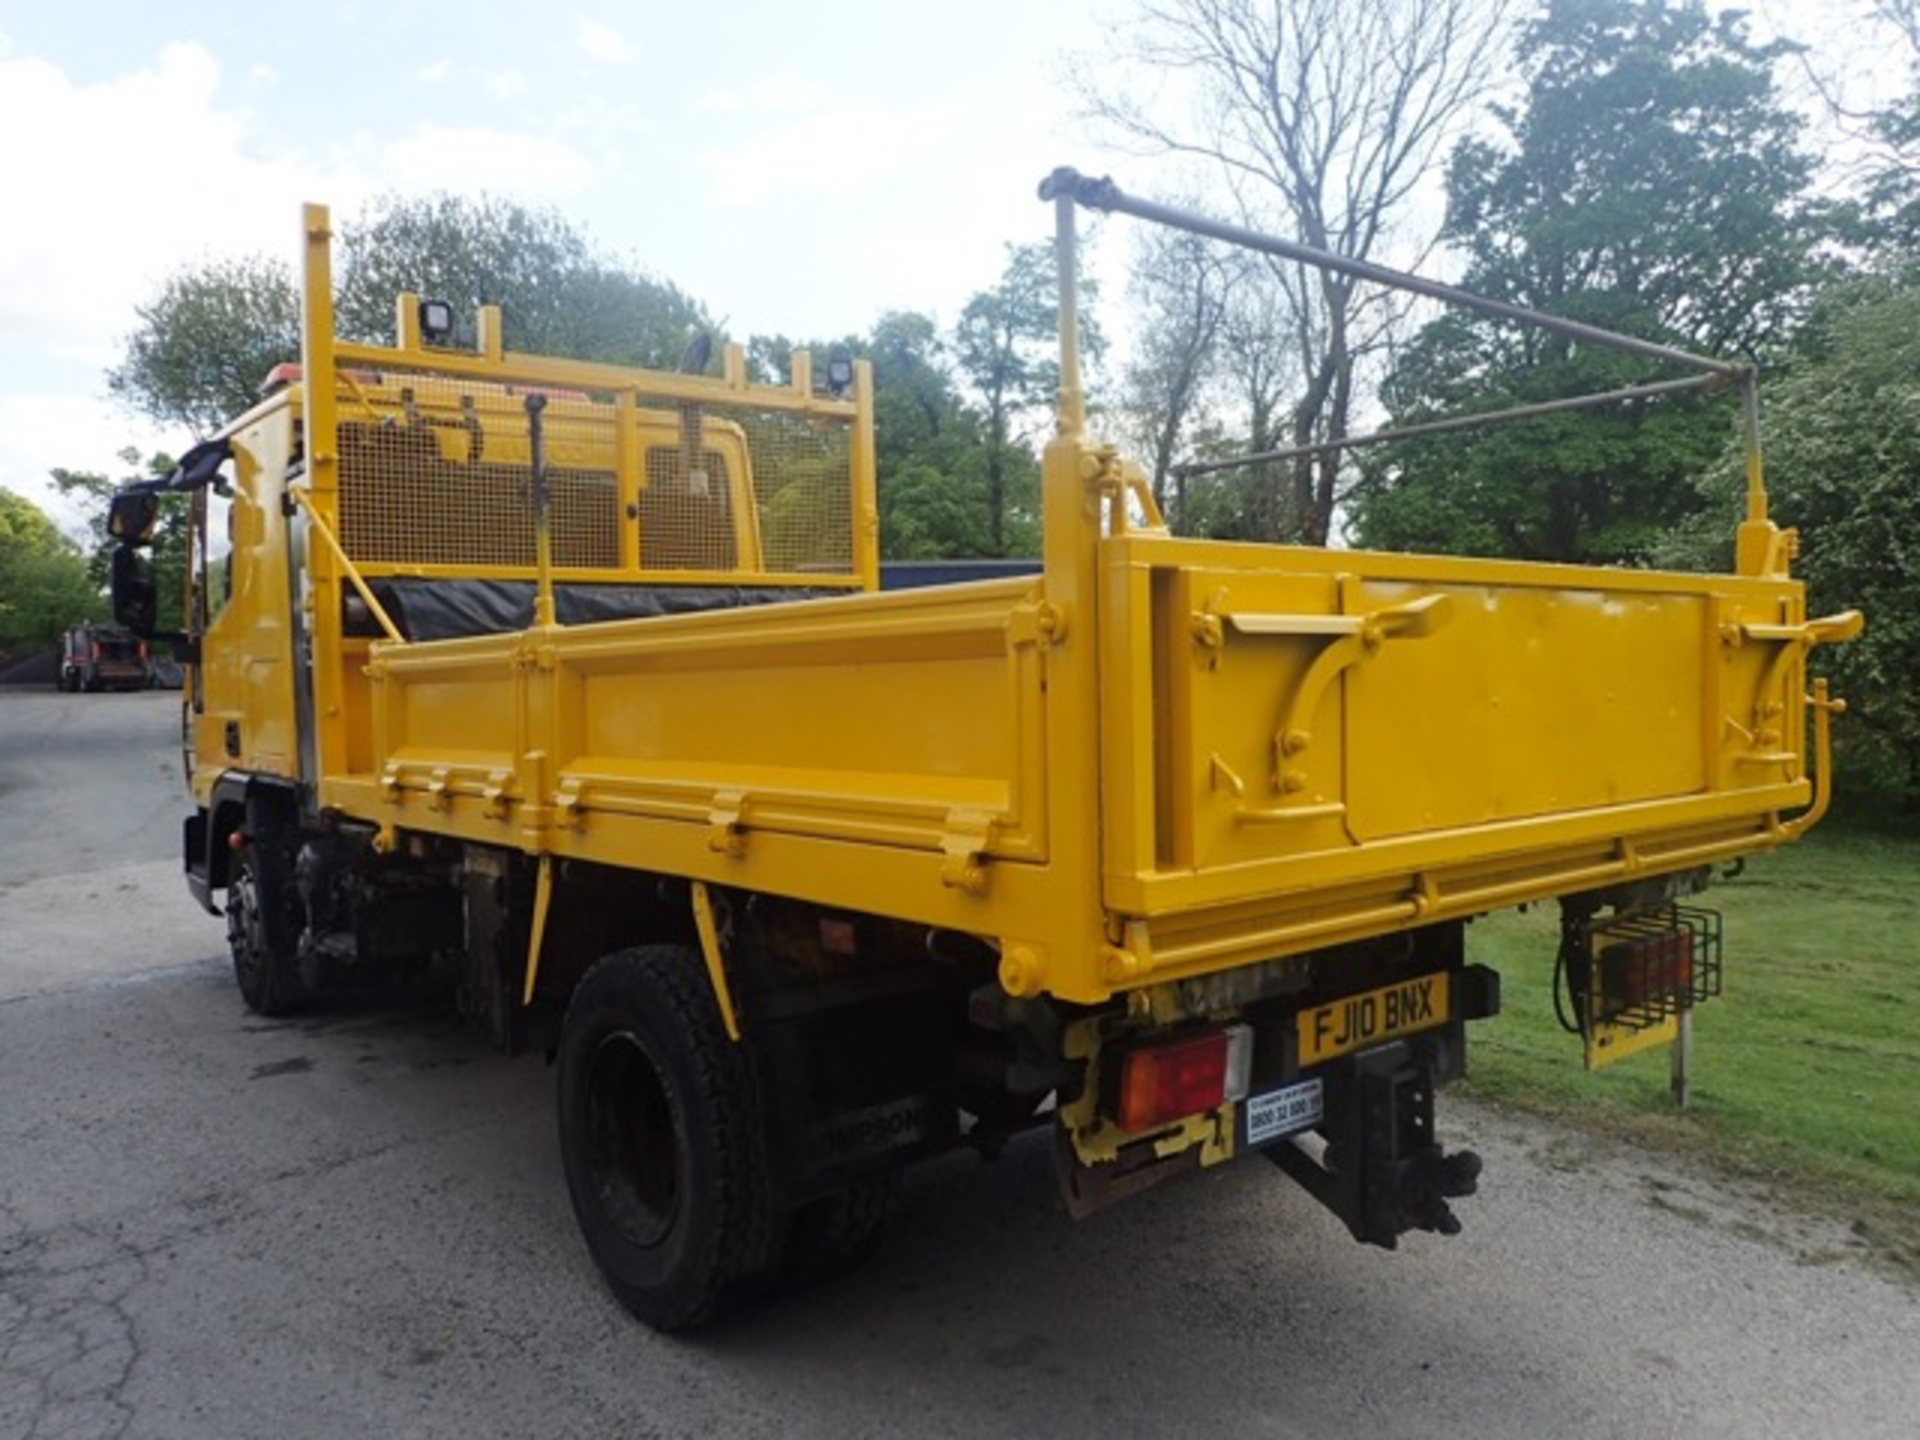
108,491 -> 160,545
111,544 -> 157,636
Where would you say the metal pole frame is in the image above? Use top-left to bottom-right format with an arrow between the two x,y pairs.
1042,168 -> 1771,537
1172,374 -> 1730,482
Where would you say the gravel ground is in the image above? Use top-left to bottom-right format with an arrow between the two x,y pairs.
4,688 -> 1915,1438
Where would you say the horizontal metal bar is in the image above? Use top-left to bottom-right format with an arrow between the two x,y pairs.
327,341 -> 861,419
1042,168 -> 1747,382
1172,373 -> 1726,482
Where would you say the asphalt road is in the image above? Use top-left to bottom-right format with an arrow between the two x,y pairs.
3,688 -> 1916,1439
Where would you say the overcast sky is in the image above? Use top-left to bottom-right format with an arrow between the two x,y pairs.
0,1 -> 1119,533
0,0 -> 1899,540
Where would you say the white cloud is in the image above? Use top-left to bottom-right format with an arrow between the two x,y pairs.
701,99 -> 971,206
0,43 -> 364,348
576,19 -> 631,64
0,392 -> 169,541
752,71 -> 828,111
381,123 -> 596,195
0,41 -> 367,534
0,13 -> 1100,534
696,70 -> 826,118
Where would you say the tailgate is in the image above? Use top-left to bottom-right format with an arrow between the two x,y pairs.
1098,535 -> 1813,976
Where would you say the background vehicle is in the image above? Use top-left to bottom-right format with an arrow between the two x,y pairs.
57,622 -> 147,692
105,181 -> 1857,1331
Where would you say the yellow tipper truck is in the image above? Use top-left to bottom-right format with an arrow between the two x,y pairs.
107,174 -> 1859,1330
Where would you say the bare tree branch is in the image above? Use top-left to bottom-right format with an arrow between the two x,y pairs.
1081,0 -> 1516,542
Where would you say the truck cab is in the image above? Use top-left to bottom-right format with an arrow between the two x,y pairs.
57,622 -> 147,693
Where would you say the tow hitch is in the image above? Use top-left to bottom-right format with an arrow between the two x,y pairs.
1266,1042 -> 1483,1247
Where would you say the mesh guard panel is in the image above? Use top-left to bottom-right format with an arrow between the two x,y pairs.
633,391 -> 855,578
641,448 -> 736,570
330,371 -> 858,582
335,394 -> 618,570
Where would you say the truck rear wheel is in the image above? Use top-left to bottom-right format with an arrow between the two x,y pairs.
778,1174 -> 894,1291
227,846 -> 305,1017
557,946 -> 783,1331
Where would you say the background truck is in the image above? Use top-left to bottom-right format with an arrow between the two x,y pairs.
106,175 -> 1858,1331
56,621 -> 148,692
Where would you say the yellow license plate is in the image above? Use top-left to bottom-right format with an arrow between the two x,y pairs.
1297,972 -> 1450,1066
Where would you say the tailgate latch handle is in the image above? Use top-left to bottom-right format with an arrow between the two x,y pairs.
1218,593 -> 1454,814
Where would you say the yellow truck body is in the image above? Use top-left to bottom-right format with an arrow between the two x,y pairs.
110,185 -> 1856,1331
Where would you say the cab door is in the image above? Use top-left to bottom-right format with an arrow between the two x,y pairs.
190,412 -> 303,793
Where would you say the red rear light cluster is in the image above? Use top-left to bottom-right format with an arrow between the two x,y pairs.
1116,1024 -> 1252,1133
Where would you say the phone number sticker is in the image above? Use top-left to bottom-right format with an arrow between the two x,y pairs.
1243,1077 -> 1324,1149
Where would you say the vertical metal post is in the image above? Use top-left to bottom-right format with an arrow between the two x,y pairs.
1733,372 -> 1781,578
300,203 -> 344,794
851,359 -> 881,592
614,390 -> 639,571
301,204 -> 339,503
525,393 -> 555,627
1010,171 -> 1107,1005
1739,373 -> 1767,530
1671,1010 -> 1693,1110
1047,170 -> 1086,441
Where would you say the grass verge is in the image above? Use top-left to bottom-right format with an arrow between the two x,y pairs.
1460,823 -> 1920,1278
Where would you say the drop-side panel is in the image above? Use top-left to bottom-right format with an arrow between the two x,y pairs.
325,577 -> 1060,940
1099,536 -> 1811,980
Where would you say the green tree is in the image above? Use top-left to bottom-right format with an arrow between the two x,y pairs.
336,196 -> 713,367
953,242 -> 1076,557
865,313 -> 974,478
110,196 -> 719,437
1668,276 -> 1920,810
865,312 -> 999,558
107,255 -> 302,435
48,452 -> 190,635
1352,0 -> 1826,563
46,466 -> 116,587
540,258 -> 717,372
745,313 -> 997,559
0,490 -> 102,659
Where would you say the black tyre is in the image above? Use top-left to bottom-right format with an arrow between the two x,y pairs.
778,1173 -> 894,1292
557,946 -> 784,1332
227,845 -> 305,1016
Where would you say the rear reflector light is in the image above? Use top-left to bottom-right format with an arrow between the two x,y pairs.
1117,1024 -> 1252,1133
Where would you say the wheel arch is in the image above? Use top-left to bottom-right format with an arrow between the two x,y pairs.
195,770 -> 303,902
